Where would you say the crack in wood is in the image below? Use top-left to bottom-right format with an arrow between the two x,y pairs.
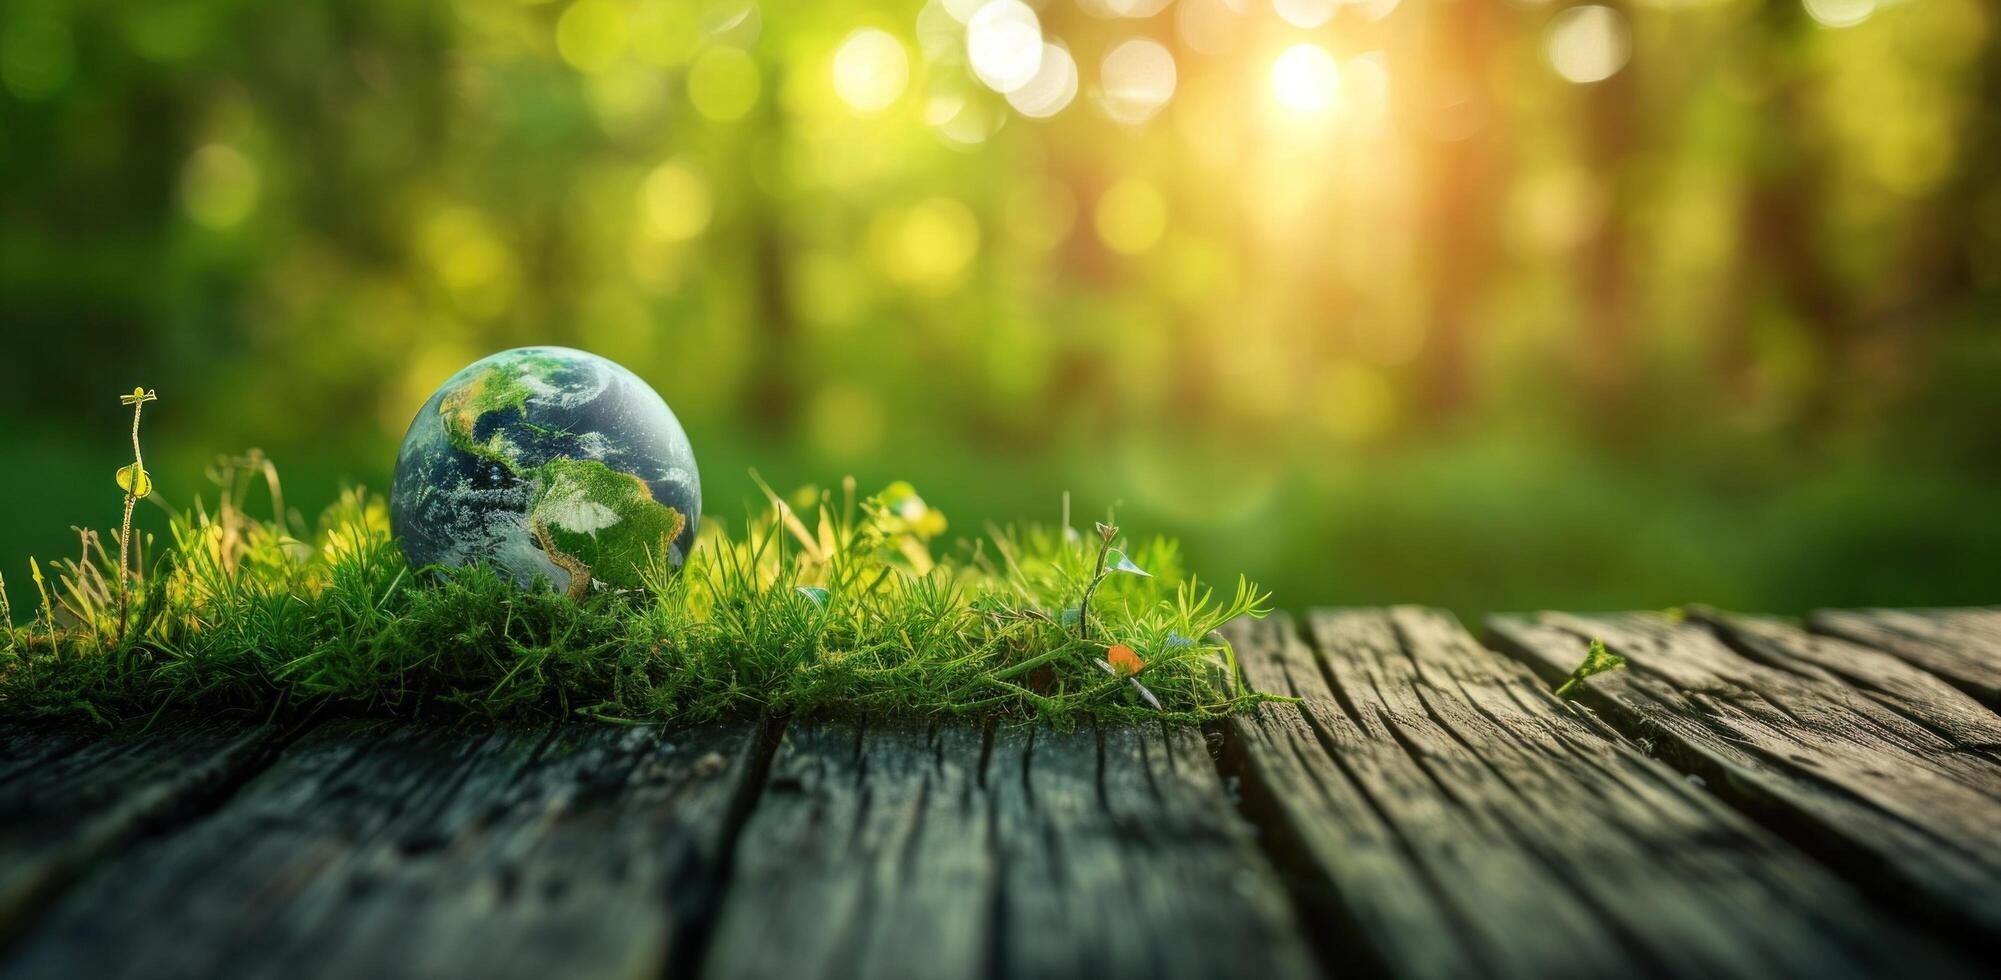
1487,610 -> 2001,952
0,715 -> 313,956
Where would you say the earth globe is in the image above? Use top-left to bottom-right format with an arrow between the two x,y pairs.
390,347 -> 700,596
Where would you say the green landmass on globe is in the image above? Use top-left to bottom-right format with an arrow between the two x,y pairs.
391,347 -> 702,597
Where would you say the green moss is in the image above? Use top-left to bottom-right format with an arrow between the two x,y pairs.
0,463 -> 1281,728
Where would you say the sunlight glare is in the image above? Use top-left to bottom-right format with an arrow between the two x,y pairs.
1271,44 -> 1339,115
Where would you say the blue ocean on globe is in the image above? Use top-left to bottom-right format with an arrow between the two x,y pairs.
390,346 -> 701,594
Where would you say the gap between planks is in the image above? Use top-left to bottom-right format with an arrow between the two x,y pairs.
0,708 -> 1326,980
7,606 -> 1995,978
692,715 -> 1322,980
1224,608 -> 1977,979
0,714 -> 312,952
0,716 -> 782,980
1486,609 -> 2001,950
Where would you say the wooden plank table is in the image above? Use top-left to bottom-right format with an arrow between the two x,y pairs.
2,607 -> 1996,979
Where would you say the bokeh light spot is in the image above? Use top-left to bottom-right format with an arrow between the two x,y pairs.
1802,0 -> 1875,29
1095,179 -> 1167,255
556,0 -> 628,74
832,28 -> 910,116
1271,44 -> 1340,115
1100,0 -> 1173,17
629,1 -> 699,67
587,64 -> 667,134
122,5 -> 213,64
0,13 -> 74,100
181,145 -> 260,230
641,161 -> 715,241
875,197 -> 982,293
1006,42 -> 1078,118
966,1 -> 1044,94
1099,38 -> 1177,125
1544,6 -> 1631,85
942,0 -> 989,24
1174,0 -> 1243,58
688,46 -> 762,121
1274,0 -> 1337,29
421,208 -> 518,319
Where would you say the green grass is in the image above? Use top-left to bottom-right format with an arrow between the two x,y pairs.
0,457 -> 1281,728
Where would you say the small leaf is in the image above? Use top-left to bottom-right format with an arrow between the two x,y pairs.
1106,550 -> 1150,578
1553,638 -> 1627,699
115,463 -> 152,498
794,586 -> 830,607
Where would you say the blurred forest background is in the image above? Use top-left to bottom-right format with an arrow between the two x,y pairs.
3,0 -> 1998,619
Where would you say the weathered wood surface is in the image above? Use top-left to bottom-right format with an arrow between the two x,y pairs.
1487,611 -> 2001,941
0,719 -> 769,980
1807,607 -> 2001,707
1,606 -> 1999,979
701,719 -> 1317,980
1694,608 -> 2001,757
1223,609 -> 1967,980
0,718 -> 289,947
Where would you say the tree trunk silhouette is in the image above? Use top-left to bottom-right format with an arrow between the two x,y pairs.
1576,0 -> 1639,433
1714,0 -> 1856,428
743,59 -> 797,438
1415,0 -> 1503,424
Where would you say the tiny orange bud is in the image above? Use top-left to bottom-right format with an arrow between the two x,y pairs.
1106,643 -> 1144,677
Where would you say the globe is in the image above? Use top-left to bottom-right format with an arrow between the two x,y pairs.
390,346 -> 701,595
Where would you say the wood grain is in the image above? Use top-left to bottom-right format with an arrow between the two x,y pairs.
0,718 -> 770,980
1694,608 -> 2001,759
1227,609 -> 1971,979
1488,610 -> 2001,942
1807,607 -> 2001,707
2,605 -> 1997,978
0,718 -> 289,947
701,716 -> 1318,980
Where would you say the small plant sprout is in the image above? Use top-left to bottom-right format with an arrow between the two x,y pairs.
113,386 -> 157,640
28,558 -> 54,631
1077,521 -> 1149,640
1553,638 -> 1627,699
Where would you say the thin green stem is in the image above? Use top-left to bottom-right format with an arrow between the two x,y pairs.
1077,522 -> 1115,642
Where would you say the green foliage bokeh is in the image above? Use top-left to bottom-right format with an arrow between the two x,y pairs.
3,0 -> 1998,618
